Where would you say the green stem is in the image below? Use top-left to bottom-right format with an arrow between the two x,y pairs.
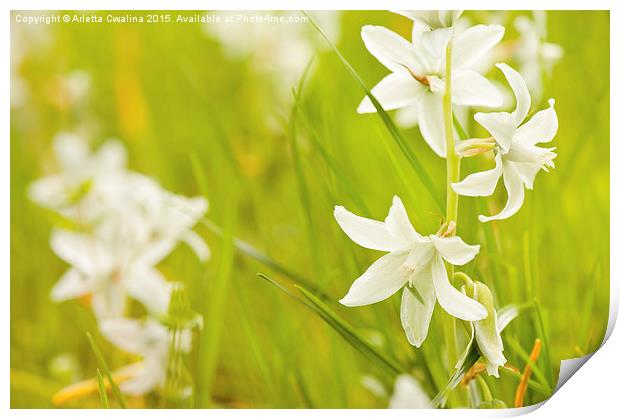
441,38 -> 464,405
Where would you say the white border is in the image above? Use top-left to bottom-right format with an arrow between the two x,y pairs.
3,1 -> 617,418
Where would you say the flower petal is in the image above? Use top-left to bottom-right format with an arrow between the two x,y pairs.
452,70 -> 503,108
473,111 -> 514,152
452,152 -> 503,197
357,73 -> 423,113
429,235 -> 480,266
395,102 -> 421,127
334,205 -> 407,252
472,282 -> 506,377
496,63 -> 531,126
513,99 -> 558,146
340,250 -> 410,307
91,281 -> 126,319
100,318 -> 149,354
50,229 -> 110,276
388,374 -> 432,409
125,268 -> 173,316
432,255 -> 487,321
479,161 -> 525,222
53,132 -> 89,172
361,25 -> 416,74
180,230 -> 211,261
50,268 -> 93,301
418,92 -> 447,158
400,273 -> 436,347
453,25 -> 505,70
385,196 -> 420,243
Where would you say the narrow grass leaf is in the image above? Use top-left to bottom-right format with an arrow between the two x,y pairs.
96,369 -> 109,409
86,332 -> 126,408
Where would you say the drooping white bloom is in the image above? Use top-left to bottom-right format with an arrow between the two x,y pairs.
335,196 -> 487,347
388,374 -> 431,409
452,63 -> 558,222
357,13 -> 505,157
514,12 -> 563,102
99,318 -> 192,396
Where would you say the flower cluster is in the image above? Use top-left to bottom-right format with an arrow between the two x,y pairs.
29,133 -> 208,396
335,10 -> 559,380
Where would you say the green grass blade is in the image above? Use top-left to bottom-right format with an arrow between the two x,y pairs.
293,90 -> 371,216
86,332 -> 127,408
257,273 -> 406,377
96,369 -> 109,409
199,218 -> 332,300
303,11 -> 442,210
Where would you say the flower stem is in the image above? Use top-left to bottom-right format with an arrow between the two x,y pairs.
441,38 -> 464,404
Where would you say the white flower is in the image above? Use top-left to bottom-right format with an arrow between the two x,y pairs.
335,196 -> 487,347
28,133 -> 127,221
459,280 -> 506,377
452,63 -> 558,222
514,12 -> 563,102
99,318 -> 192,396
357,15 -> 504,157
388,374 -> 431,409
392,10 -> 463,31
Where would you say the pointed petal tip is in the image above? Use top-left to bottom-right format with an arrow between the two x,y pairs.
548,98 -> 556,108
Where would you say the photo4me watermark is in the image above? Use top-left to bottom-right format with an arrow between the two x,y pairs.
13,12 -> 310,25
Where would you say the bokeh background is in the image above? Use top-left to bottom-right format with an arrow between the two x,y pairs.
10,10 -> 609,408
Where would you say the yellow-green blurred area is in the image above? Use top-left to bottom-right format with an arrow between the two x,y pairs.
10,10 -> 609,408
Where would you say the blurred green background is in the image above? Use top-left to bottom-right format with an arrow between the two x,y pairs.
10,10 -> 609,408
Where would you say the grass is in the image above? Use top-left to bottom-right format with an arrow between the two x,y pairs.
10,10 -> 610,408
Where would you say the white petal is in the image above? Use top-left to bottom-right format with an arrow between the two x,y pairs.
50,229 -> 110,276
95,140 -> 127,171
50,268 -> 93,301
91,281 -> 127,319
53,132 -> 89,172
334,206 -> 407,252
429,235 -> 480,265
400,273 -> 436,347
479,161 -> 526,222
418,92 -> 446,158
452,70 -> 503,108
339,250 -> 410,307
512,161 -> 542,190
395,103 -> 420,127
453,25 -> 505,70
452,152 -> 503,197
496,63 -> 531,126
384,196 -> 420,243
119,360 -> 164,396
472,282 -> 506,377
388,374 -> 432,409
431,256 -> 487,321
100,318 -> 148,354
134,238 -> 177,267
361,25 -> 417,74
513,99 -> 558,146
125,268 -> 172,316
474,111 -> 514,152
180,230 -> 210,261
357,73 -> 423,113
28,175 -> 69,208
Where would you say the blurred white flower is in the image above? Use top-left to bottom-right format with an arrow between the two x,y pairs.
99,318 -> 192,396
358,14 -> 504,157
388,374 -> 431,409
203,11 -> 340,102
334,196 -> 487,347
392,10 -> 463,31
31,134 -> 209,317
452,63 -> 558,222
514,11 -> 563,102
